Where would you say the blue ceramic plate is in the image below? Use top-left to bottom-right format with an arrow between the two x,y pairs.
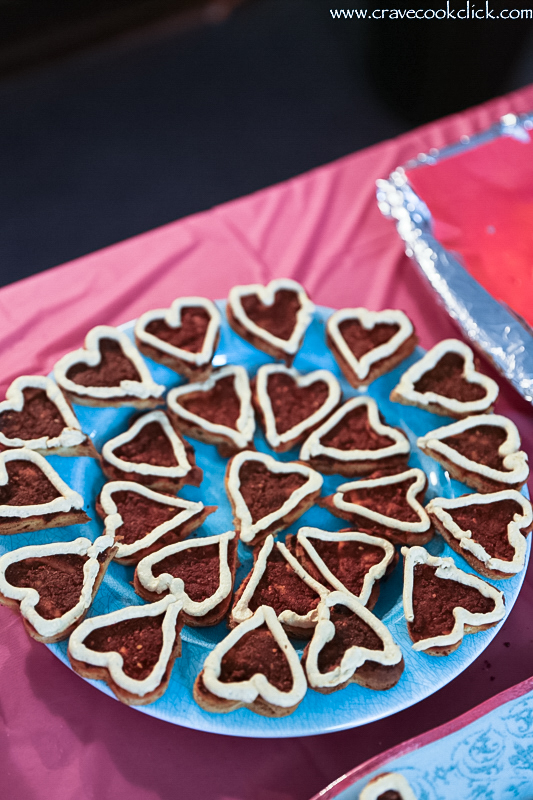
1,304 -> 529,737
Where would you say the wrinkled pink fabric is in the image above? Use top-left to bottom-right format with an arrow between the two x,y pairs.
1,85 -> 533,800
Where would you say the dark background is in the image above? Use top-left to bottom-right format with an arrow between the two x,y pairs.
1,0 -> 532,287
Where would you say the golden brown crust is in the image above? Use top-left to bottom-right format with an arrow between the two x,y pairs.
135,333 -> 219,381
193,672 -> 301,717
0,509 -> 90,536
166,409 -> 250,458
61,389 -> 163,410
418,443 -> 526,493
300,647 -> 405,693
327,329 -> 418,389
390,389 -> 495,419
306,453 -> 409,478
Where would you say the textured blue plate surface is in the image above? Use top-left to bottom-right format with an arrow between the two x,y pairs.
1,304 -> 529,737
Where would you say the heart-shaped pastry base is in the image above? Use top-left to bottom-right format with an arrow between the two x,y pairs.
227,279 -> 314,364
68,595 -> 183,705
0,535 -> 115,642
194,605 -> 307,717
402,546 -> 505,655
54,325 -> 164,408
426,490 -> 533,580
359,773 -> 418,800
301,592 -> 404,693
327,308 -> 417,388
134,532 -> 239,627
96,481 -> 214,565
225,450 -> 323,547
135,297 -> 221,380
321,468 -> 433,546
418,414 -> 529,493
253,364 -> 341,452
391,339 -> 499,417
167,365 -> 255,456
300,396 -> 410,477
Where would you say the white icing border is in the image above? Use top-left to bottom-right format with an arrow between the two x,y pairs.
0,448 -> 85,518
136,532 -> 236,616
99,481 -> 206,559
392,338 -> 499,415
102,411 -> 193,478
0,375 -> 87,450
327,308 -> 414,381
426,491 -> 532,575
300,396 -> 410,463
418,414 -> 529,485
332,468 -> 431,534
305,591 -> 403,690
255,364 -> 341,449
54,325 -> 164,401
0,534 -> 114,638
359,772 -> 418,800
231,534 -> 329,628
167,365 -> 255,450
228,279 -> 315,356
226,450 -> 323,544
402,546 -> 505,651
135,297 -> 221,365
68,595 -> 183,697
202,604 -> 307,708
296,527 -> 395,606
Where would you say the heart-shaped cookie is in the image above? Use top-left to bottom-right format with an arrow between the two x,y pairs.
327,308 -> 417,388
230,534 -> 328,638
134,531 -> 238,626
227,278 -> 314,364
295,527 -> 396,608
167,365 -> 255,456
359,773 -> 418,800
54,325 -> 164,408
302,591 -> 404,693
426,490 -> 532,580
253,364 -> 341,452
0,375 -> 95,457
135,297 -> 221,380
194,604 -> 307,717
225,450 -> 323,546
418,414 -> 529,493
68,594 -> 183,705
321,468 -> 432,546
96,481 -> 214,565
101,410 -> 202,492
299,396 -> 410,476
391,339 -> 499,417
402,546 -> 505,655
0,535 -> 115,642
0,448 -> 89,534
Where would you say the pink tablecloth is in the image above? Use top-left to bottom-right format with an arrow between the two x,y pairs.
1,85 -> 533,800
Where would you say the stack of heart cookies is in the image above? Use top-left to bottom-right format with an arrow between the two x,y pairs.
0,278 -> 530,718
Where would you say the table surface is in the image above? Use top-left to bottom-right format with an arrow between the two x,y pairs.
1,84 -> 533,800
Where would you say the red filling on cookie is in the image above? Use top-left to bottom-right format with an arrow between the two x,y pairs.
145,307 -> 211,353
265,373 -> 329,435
110,490 -> 181,544
448,498 -> 525,562
66,339 -> 141,387
320,405 -> 394,451
219,625 -> 293,691
341,475 -> 422,539
178,375 -> 241,429
317,605 -> 383,672
113,421 -> 178,467
0,388 -> 65,442
338,319 -> 400,359
442,425 -> 506,471
310,538 -> 387,596
5,554 -> 87,618
153,543 -> 222,602
83,614 -> 166,680
413,352 -> 487,402
241,290 -> 300,341
0,460 -> 60,507
247,545 -> 321,618
237,462 -> 307,524
409,563 -> 495,641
